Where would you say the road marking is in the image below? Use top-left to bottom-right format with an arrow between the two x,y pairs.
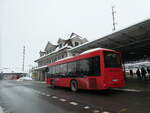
52,96 -> 58,99
33,90 -> 114,113
69,102 -> 79,106
35,90 -> 40,93
37,91 -> 41,94
42,92 -> 46,95
93,110 -> 100,113
114,88 -> 142,92
83,106 -> 90,109
102,111 -> 110,113
38,91 -> 41,94
118,108 -> 128,113
46,94 -> 51,97
34,91 -> 38,93
59,98 -> 67,102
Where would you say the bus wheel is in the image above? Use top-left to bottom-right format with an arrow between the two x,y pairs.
70,80 -> 78,92
51,80 -> 55,88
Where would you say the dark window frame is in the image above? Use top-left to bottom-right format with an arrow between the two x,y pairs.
104,51 -> 122,68
47,56 -> 100,78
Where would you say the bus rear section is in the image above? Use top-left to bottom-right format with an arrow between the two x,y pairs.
101,51 -> 125,89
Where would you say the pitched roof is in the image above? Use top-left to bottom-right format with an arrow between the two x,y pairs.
69,32 -> 83,39
44,41 -> 56,51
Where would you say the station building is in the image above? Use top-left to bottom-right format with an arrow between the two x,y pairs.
33,33 -> 88,81
33,19 -> 150,81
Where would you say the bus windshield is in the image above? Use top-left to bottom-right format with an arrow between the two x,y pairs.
104,51 -> 122,68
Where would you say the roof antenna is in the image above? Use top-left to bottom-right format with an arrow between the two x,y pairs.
0,35 -> 1,69
112,6 -> 117,31
22,46 -> 25,72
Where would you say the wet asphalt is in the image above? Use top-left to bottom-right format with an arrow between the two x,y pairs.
0,80 -> 150,113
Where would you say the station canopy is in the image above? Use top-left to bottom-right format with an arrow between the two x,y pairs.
69,19 -> 150,62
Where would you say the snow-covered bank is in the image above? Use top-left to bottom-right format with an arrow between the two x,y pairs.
0,106 -> 4,113
16,77 -> 32,81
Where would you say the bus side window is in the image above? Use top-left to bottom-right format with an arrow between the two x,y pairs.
62,63 -> 67,77
49,66 -> 53,77
76,60 -> 80,76
68,62 -> 76,77
52,66 -> 56,77
93,56 -> 100,76
87,56 -> 100,76
60,64 -> 63,77
55,65 -> 60,77
55,65 -> 58,74
79,59 -> 89,76
76,56 -> 100,76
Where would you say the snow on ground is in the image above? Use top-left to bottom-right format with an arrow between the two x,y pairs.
0,106 -> 4,113
16,77 -> 32,81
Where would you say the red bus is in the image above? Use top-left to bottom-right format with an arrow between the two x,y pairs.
46,48 -> 125,91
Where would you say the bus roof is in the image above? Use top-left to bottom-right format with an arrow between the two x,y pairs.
47,48 -> 118,67
80,48 -> 113,55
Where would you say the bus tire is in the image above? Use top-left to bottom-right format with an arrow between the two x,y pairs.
51,80 -> 55,88
70,80 -> 78,92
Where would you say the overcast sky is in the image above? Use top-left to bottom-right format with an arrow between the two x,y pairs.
0,0 -> 150,72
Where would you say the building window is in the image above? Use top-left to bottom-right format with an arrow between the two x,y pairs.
75,42 -> 79,46
62,55 -> 64,59
59,43 -> 63,48
48,50 -> 51,53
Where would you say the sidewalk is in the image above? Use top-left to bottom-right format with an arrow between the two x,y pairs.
31,78 -> 150,92
31,80 -> 45,84
124,78 -> 150,92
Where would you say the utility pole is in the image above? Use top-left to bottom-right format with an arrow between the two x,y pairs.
112,6 -> 117,31
0,34 -> 2,69
22,46 -> 25,72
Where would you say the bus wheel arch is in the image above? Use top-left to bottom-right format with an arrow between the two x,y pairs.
70,79 -> 78,92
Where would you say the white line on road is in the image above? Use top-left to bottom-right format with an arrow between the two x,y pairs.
42,92 -> 46,95
59,98 -> 67,102
83,106 -> 90,109
93,110 -> 100,113
38,92 -> 42,94
36,91 -> 40,94
35,91 -> 40,94
69,102 -> 79,106
102,111 -> 110,113
34,91 -> 38,93
46,94 -> 51,97
34,90 -> 40,93
52,96 -> 58,99
114,88 -> 142,92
